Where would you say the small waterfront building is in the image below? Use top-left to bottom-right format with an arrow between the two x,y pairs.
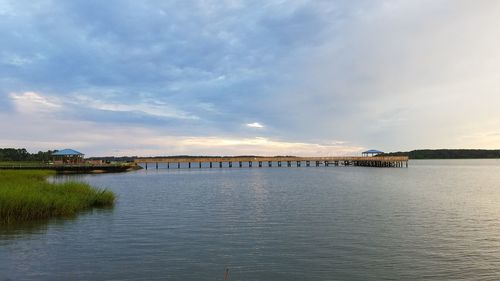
52,149 -> 85,164
362,149 -> 384,157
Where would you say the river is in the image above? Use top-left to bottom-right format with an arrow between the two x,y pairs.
2,160 -> 500,280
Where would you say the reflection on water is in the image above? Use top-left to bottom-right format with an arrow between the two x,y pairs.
2,160 -> 500,280
0,209 -> 114,242
0,220 -> 51,240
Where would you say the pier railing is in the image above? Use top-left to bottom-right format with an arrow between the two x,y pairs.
134,156 -> 409,169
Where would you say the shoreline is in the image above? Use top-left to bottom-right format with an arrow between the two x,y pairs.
0,163 -> 142,174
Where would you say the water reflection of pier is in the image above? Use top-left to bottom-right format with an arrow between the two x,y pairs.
135,156 -> 409,169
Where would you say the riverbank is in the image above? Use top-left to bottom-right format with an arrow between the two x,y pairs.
0,170 -> 115,224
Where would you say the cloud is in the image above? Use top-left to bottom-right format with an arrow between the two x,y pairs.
172,136 -> 361,156
2,90 -> 362,156
1,1 -> 500,154
0,108 -> 362,157
9,91 -> 61,113
71,95 -> 198,120
256,0 -> 500,151
7,91 -> 198,121
246,122 -> 264,128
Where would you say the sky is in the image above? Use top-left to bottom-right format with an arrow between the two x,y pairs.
1,0 -> 500,156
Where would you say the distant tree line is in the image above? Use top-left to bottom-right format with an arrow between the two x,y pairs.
0,148 -> 56,162
382,149 -> 500,159
86,156 -> 136,163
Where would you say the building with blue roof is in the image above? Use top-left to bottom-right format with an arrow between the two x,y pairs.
52,149 -> 85,164
362,149 -> 384,157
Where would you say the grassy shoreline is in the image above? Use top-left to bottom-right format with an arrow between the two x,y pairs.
0,161 -> 141,173
0,170 -> 115,224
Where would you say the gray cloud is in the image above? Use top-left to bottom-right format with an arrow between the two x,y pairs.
254,1 -> 500,150
1,0 -> 499,155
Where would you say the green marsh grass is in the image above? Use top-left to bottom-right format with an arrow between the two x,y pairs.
0,170 -> 115,224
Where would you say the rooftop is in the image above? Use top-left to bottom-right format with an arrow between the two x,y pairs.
52,149 -> 84,156
363,149 -> 384,154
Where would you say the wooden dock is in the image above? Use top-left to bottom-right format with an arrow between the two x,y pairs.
0,163 -> 139,173
134,156 -> 409,169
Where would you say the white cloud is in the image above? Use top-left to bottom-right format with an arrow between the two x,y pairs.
9,91 -> 198,120
169,136 -> 362,156
0,105 -> 363,157
72,95 -> 199,120
93,135 -> 363,157
246,122 -> 264,128
9,91 -> 61,113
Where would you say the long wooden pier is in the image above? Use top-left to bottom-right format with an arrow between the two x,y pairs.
134,156 -> 409,169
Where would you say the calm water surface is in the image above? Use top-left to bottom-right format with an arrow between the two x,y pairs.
2,160 -> 500,280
